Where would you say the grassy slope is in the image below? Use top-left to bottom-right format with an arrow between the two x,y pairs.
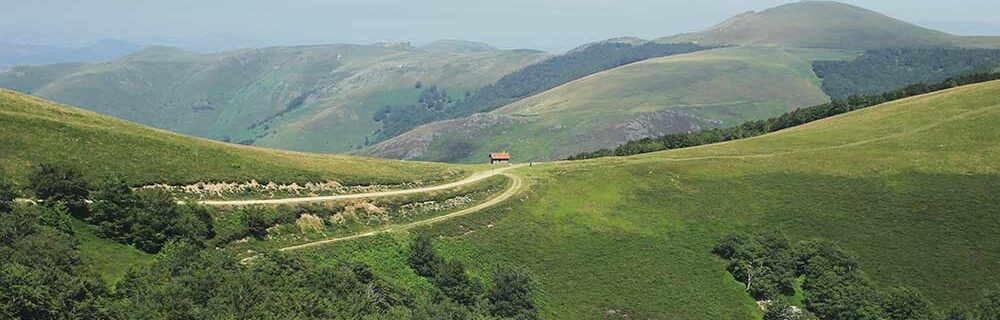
311,81 -> 1000,319
658,1 -> 999,49
70,219 -> 153,283
256,49 -> 546,152
0,89 -> 465,186
0,44 -> 548,153
366,47 -> 857,162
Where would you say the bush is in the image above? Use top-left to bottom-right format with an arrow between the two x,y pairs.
87,175 -> 213,253
211,206 -> 291,246
129,190 -> 185,252
881,286 -> 940,320
408,234 -> 443,278
0,204 -> 110,319
979,285 -> 1000,320
712,231 -> 797,299
26,163 -> 89,217
88,174 -> 137,240
0,177 -> 17,212
489,266 -> 537,319
764,300 -> 817,320
432,259 -> 482,307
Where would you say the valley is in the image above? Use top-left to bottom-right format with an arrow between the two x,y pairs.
3,1 -> 1000,319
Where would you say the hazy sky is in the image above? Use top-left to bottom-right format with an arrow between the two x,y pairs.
3,0 -> 999,52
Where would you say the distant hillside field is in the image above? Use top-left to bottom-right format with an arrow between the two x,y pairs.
0,39 -> 140,68
369,41 -> 709,142
814,47 -> 1000,99
364,47 -> 858,162
0,42 -> 548,153
0,89 -> 465,186
320,80 -> 1000,318
658,1 -> 1000,49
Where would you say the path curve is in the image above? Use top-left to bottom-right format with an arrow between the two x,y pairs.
199,164 -> 526,206
278,172 -> 523,251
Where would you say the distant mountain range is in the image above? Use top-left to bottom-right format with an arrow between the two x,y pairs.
363,1 -> 1000,162
0,38 -> 140,68
0,41 -> 547,153
2,1 -> 1000,163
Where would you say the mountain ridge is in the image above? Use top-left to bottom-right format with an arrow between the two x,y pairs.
658,1 -> 999,49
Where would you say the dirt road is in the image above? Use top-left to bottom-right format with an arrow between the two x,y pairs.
199,164 -> 526,206
278,172 -> 523,251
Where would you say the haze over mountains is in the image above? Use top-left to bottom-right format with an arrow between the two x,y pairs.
0,41 -> 547,152
2,1 -> 1000,162
0,38 -> 140,68
364,1 -> 1000,161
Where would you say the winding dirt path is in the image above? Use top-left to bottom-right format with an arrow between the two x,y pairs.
278,172 -> 523,251
199,164 -> 526,206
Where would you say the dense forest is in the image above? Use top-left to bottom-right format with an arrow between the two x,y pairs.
814,47 -> 1000,99
569,71 -> 1000,160
372,42 -> 709,141
715,231 -> 1000,320
0,166 -> 537,319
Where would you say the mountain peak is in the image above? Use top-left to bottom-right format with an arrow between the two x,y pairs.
660,1 -> 952,49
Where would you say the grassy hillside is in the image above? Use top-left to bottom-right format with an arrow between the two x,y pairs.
367,41 -> 708,143
658,1 -> 999,49
70,219 -> 154,283
0,89 -> 465,187
814,47 -> 1000,99
365,47 -> 857,162
314,80 -> 1000,318
0,43 -> 548,153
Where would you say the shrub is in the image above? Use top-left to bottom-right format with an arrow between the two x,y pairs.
26,163 -> 89,217
763,300 -> 818,320
881,286 -> 940,320
129,190 -> 184,253
0,177 -> 17,212
979,285 -> 1000,320
211,206 -> 291,246
408,234 -> 443,278
88,174 -> 137,240
0,204 -> 110,319
489,266 -> 537,319
432,259 -> 482,307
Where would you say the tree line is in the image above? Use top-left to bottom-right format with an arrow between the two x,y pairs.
814,47 -> 1000,100
569,71 -> 1000,160
0,165 -> 538,319
714,231 -> 1000,320
372,42 -> 710,143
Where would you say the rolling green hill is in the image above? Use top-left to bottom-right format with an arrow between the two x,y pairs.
658,1 -> 1000,49
0,42 -> 548,153
364,46 -> 858,162
321,80 -> 1000,318
365,1 -> 1000,163
0,89 -> 465,187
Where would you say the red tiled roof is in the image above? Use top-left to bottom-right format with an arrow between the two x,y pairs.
489,152 -> 511,160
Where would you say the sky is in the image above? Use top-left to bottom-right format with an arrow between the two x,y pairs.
2,0 -> 999,52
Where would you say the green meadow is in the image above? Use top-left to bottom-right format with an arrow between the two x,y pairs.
301,80 -> 1000,318
0,89 -> 467,187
